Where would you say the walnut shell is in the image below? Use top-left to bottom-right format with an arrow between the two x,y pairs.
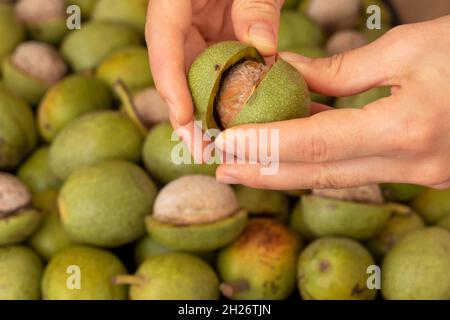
11,41 -> 68,84
326,30 -> 368,55
313,184 -> 384,204
0,172 -> 31,217
153,175 -> 240,225
133,88 -> 170,127
217,60 -> 268,129
15,0 -> 66,23
305,0 -> 361,30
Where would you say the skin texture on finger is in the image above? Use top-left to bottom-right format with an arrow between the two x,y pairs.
216,157 -> 422,190
146,0 -> 195,126
278,29 -> 409,97
215,96 -> 403,164
231,0 -> 283,56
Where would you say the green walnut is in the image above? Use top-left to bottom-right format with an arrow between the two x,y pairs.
298,237 -> 377,300
0,172 -> 42,246
279,11 -> 325,51
18,147 -> 61,194
411,188 -> 450,224
92,0 -> 148,36
38,74 -> 113,142
15,0 -> 68,45
217,218 -> 301,300
0,245 -> 43,300
59,160 -> 157,247
134,234 -> 215,266
61,21 -> 141,72
335,87 -> 390,109
188,41 -> 310,130
42,245 -> 128,300
381,183 -> 425,203
234,185 -> 290,221
300,0 -> 361,30
366,206 -> 425,261
96,46 -> 153,94
146,175 -> 248,252
437,214 -> 450,231
2,41 -> 68,105
66,0 -> 98,19
281,46 -> 331,105
142,122 -> 217,184
29,190 -> 76,260
282,0 -> 301,10
300,185 -> 395,240
114,252 -> 220,300
0,84 -> 38,170
49,110 -> 144,180
326,29 -> 368,55
125,87 -> 170,129
0,3 -> 26,70
289,198 -> 315,241
382,227 -> 450,300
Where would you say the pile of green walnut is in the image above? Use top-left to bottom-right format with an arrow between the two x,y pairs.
0,0 -> 449,301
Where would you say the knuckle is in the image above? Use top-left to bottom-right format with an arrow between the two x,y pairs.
325,53 -> 347,81
399,115 -> 437,153
313,166 -> 342,189
304,134 -> 329,162
234,0 -> 281,17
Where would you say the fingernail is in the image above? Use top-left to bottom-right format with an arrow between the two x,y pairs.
216,173 -> 240,185
279,51 -> 312,64
248,23 -> 276,50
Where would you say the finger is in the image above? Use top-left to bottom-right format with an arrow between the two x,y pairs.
231,0 -> 283,56
172,119 -> 214,164
278,30 -> 407,97
146,0 -> 194,126
216,157 -> 416,190
215,96 -> 401,163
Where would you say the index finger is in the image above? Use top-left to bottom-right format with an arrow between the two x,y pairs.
214,95 -> 404,163
146,0 -> 194,126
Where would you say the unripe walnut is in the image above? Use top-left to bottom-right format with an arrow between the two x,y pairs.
133,88 -> 170,127
0,172 -> 31,217
216,60 -> 268,129
11,41 -> 67,84
153,175 -> 240,225
313,184 -> 384,204
326,30 -> 368,55
15,0 -> 66,23
305,0 -> 361,30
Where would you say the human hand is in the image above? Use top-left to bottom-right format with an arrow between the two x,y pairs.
215,16 -> 450,190
146,0 -> 284,159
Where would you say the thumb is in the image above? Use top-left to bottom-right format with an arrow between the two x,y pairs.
279,37 -> 399,97
231,0 -> 283,56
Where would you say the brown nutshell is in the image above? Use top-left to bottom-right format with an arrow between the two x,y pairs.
216,60 -> 268,129
313,185 -> 384,204
0,172 -> 31,217
152,175 -> 239,225
11,41 -> 68,84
